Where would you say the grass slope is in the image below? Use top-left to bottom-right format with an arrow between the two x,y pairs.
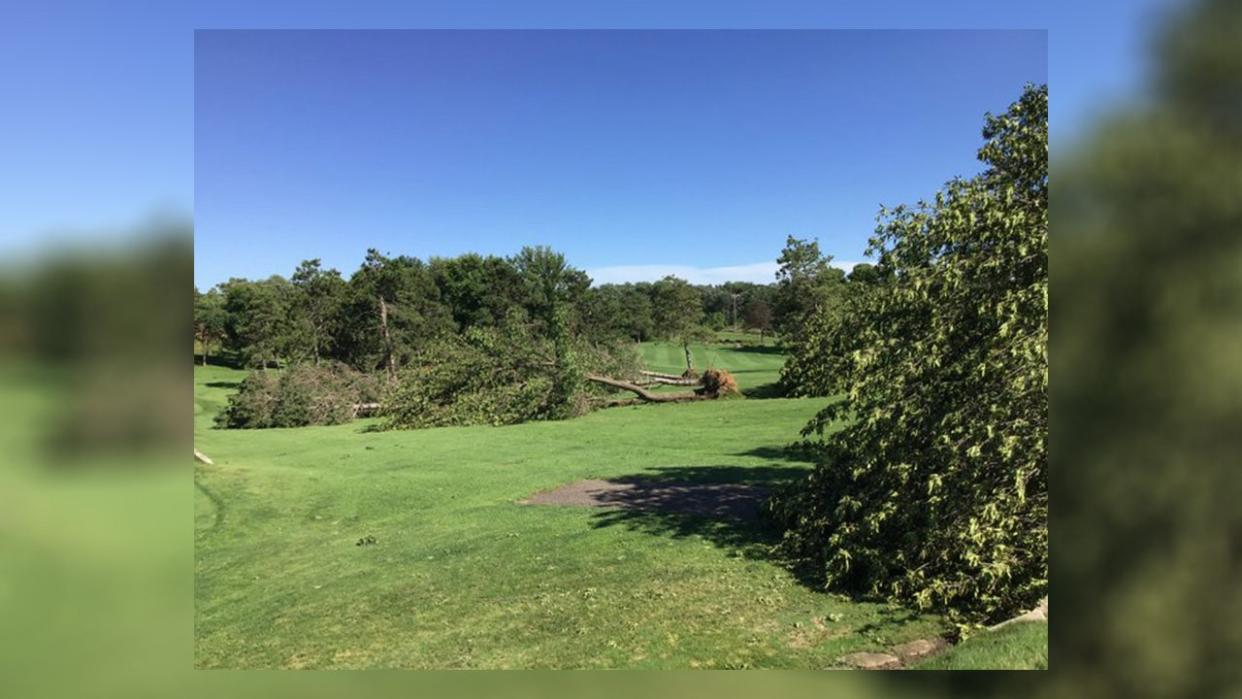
914,622 -> 1048,670
194,354 -> 950,669
636,340 -> 786,397
195,340 -> 1045,669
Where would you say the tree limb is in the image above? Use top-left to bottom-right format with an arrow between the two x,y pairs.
585,374 -> 704,403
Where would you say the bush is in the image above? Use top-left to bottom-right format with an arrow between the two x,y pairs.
215,362 -> 373,428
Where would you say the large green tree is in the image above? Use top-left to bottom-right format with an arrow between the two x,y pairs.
219,276 -> 296,369
650,275 -> 708,372
772,236 -> 846,340
290,259 -> 347,364
193,286 -> 228,366
338,249 -> 452,377
770,84 -> 1048,625
510,245 -> 590,332
429,253 -> 524,331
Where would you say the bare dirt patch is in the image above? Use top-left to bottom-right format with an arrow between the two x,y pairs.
519,478 -> 770,521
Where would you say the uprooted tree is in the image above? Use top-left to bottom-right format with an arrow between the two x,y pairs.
381,308 -> 737,429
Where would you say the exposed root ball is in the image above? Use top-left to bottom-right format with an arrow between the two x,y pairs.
700,368 -> 738,397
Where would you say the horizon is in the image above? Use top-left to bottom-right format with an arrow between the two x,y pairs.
194,29 -> 1045,289
193,244 -> 862,289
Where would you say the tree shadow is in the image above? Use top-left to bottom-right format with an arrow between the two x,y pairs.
204,381 -> 241,389
741,381 -> 786,399
584,463 -> 811,566
734,442 -> 824,464
723,344 -> 786,356
192,352 -> 243,369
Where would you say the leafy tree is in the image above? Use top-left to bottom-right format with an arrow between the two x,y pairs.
720,281 -> 760,328
579,284 -> 629,341
510,245 -> 590,331
219,276 -> 295,369
772,236 -> 846,339
779,267 -> 888,396
338,249 -> 452,376
769,84 -> 1048,625
290,259 -> 347,364
846,262 -> 883,285
650,275 -> 708,372
618,283 -> 656,342
193,286 -> 228,366
742,298 -> 772,342
429,253 -> 524,330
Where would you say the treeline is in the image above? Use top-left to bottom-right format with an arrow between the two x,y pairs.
195,247 -> 800,374
197,244 -> 837,431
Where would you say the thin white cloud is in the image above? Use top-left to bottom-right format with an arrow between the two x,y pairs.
586,260 -> 862,286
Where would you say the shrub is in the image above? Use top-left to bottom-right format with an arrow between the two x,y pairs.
215,362 -> 372,428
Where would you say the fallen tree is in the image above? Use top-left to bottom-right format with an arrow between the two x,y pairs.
586,368 -> 738,405
634,370 -> 699,387
585,374 -> 702,403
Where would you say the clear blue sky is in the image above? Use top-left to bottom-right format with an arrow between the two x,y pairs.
0,0 -> 1178,286
195,30 -> 1044,287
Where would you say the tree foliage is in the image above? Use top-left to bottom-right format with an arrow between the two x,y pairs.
215,362 -> 382,429
382,309 -> 638,429
193,287 -> 227,366
651,275 -> 712,371
769,84 -> 1048,625
779,266 -> 887,397
772,236 -> 846,341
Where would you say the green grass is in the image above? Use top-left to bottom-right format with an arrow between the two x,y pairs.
195,341 -> 1045,669
194,346 -> 955,669
635,340 -> 786,397
914,622 -> 1048,670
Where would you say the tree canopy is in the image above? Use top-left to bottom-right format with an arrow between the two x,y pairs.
769,84 -> 1048,625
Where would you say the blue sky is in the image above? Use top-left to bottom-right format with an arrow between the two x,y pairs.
0,1 -> 1179,287
196,29 -> 1045,286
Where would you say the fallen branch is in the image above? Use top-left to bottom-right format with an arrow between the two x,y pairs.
585,374 -> 705,403
634,376 -> 699,387
639,370 -> 688,380
353,402 -> 382,417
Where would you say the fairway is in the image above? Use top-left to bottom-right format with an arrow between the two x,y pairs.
636,340 -> 785,396
194,345 -> 948,669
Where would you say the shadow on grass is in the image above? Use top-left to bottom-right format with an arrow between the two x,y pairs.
721,344 -> 786,356
585,463 -> 813,569
204,381 -> 241,389
741,381 -> 786,399
734,442 -> 825,464
192,353 -> 243,369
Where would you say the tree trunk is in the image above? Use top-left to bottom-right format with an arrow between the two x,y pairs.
378,296 -> 395,379
683,342 -> 693,372
585,374 -> 703,403
638,370 -> 697,386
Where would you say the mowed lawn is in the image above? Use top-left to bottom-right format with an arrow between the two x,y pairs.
636,340 -> 786,397
194,344 -> 949,669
